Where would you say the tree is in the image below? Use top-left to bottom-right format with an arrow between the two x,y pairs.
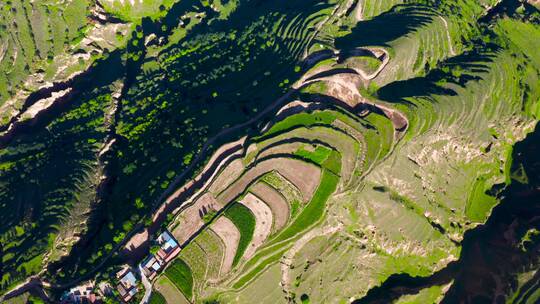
150,245 -> 160,255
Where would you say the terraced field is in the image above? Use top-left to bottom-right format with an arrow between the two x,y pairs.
0,0 -> 539,303
149,2 -> 540,303
155,96 -> 387,301
154,48 -> 411,301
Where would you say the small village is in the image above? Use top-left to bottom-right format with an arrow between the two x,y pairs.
60,230 -> 181,304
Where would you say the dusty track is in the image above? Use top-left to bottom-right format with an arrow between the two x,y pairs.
439,16 -> 456,56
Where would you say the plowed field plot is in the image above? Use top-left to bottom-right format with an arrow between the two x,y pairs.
250,183 -> 290,232
217,158 -> 322,205
155,276 -> 190,304
172,193 -> 221,245
224,203 -> 257,266
239,194 -> 274,259
163,259 -> 193,301
210,216 -> 241,275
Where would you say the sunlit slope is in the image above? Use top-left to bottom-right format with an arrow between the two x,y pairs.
277,19 -> 539,304
157,102 -> 396,303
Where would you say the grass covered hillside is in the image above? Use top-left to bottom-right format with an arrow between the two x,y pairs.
0,0 -> 134,126
0,0 -> 539,303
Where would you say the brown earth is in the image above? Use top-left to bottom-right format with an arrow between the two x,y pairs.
217,157 -> 321,205
208,158 -> 245,195
210,216 -> 241,275
171,193 -> 221,245
239,194 -> 273,259
256,126 -> 357,184
250,183 -> 290,231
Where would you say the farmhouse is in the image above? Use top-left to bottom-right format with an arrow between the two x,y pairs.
140,254 -> 162,280
116,268 -> 138,302
156,230 -> 181,263
139,230 -> 181,280
60,281 -> 101,304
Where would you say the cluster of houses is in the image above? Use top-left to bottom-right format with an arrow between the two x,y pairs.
60,281 -> 113,304
60,230 -> 181,303
116,267 -> 139,302
140,230 -> 181,280
115,230 -> 181,302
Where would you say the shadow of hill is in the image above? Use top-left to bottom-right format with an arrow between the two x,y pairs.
376,48 -> 498,106
335,4 -> 435,49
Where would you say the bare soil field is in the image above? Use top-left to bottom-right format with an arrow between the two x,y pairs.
210,216 -> 241,275
122,229 -> 149,258
172,193 -> 221,245
258,126 -> 357,184
209,158 -> 245,195
256,142 -> 305,160
217,158 -> 321,205
324,74 -> 367,107
239,194 -> 273,259
250,183 -> 290,231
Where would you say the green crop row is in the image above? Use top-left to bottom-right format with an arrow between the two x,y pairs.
149,291 -> 167,304
165,259 -> 194,300
224,203 -> 256,266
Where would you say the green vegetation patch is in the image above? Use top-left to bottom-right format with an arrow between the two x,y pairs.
322,150 -> 342,175
232,247 -> 288,289
260,172 -> 304,218
465,176 -> 498,223
100,0 -> 178,21
149,290 -> 167,304
194,229 -> 224,279
255,111 -> 337,141
340,56 -> 382,75
178,242 -> 208,294
224,203 -> 256,266
294,145 -> 332,164
165,259 -> 194,300
294,145 -> 341,176
272,169 -> 340,244
233,167 -> 341,289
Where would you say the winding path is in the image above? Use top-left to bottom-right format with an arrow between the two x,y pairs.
138,264 -> 152,304
438,16 -> 456,56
